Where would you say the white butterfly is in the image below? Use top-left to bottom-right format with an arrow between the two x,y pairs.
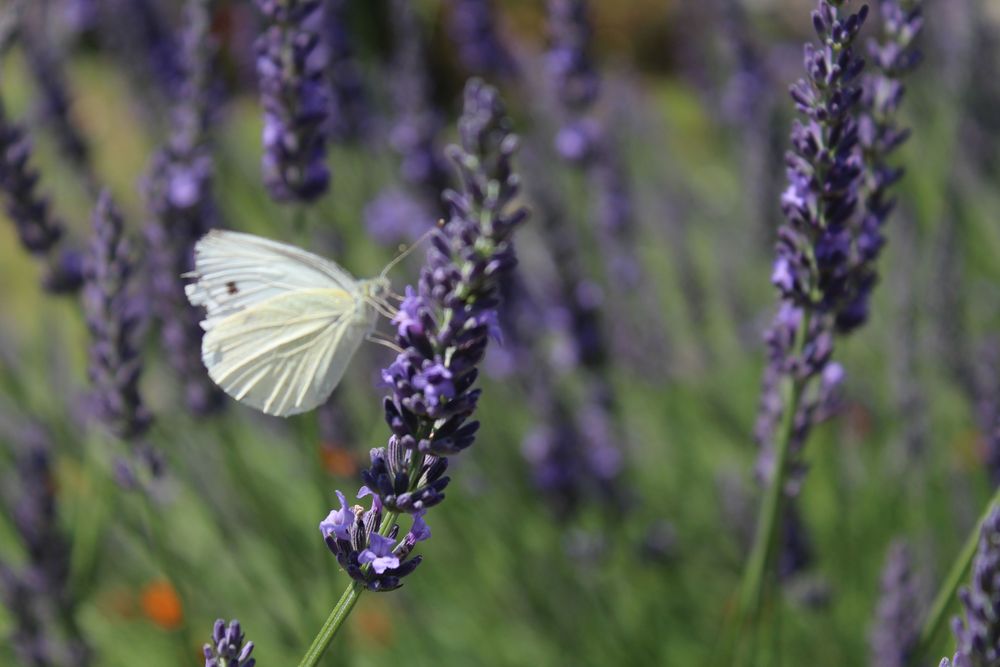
184,230 -> 395,417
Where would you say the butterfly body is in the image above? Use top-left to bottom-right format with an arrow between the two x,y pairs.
185,231 -> 392,417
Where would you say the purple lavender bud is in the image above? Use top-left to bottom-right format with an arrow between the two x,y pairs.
445,0 -> 516,78
255,0 -> 331,202
83,191 -> 152,441
947,508 -> 1000,665
202,618 -> 255,667
870,541 -> 923,667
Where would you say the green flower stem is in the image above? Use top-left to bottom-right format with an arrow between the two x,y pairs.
297,580 -> 364,667
912,484 -> 1000,663
736,309 -> 811,649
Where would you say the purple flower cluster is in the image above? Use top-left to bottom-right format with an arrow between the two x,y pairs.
0,425 -> 91,667
755,0 -> 869,482
83,191 -> 151,441
446,0 -> 515,78
320,490 -> 430,591
255,0 -> 331,202
0,92 -> 82,293
203,619 -> 255,667
941,508 -> 1000,667
144,0 -> 224,416
319,79 -> 527,589
870,541 -> 922,667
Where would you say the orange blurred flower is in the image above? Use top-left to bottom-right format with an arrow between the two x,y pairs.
141,579 -> 184,630
320,442 -> 358,477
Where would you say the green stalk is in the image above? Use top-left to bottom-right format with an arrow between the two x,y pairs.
738,311 -> 810,620
912,484 -> 1000,663
297,580 -> 364,667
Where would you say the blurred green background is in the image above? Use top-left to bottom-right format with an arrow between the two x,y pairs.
1,1 -> 999,665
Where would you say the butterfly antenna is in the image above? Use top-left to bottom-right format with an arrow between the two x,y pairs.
378,223 -> 441,280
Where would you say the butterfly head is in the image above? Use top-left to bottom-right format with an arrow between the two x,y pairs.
361,276 -> 392,301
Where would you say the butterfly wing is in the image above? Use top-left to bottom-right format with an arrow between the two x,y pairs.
185,230 -> 374,416
185,230 -> 359,329
201,288 -> 374,416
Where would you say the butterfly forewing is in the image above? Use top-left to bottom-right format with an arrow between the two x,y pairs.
186,230 -> 360,329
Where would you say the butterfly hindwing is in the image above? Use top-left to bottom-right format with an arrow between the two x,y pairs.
201,288 -> 372,416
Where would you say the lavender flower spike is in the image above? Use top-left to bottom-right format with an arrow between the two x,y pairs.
319,79 -> 527,593
255,0 -> 330,202
83,191 -> 151,440
941,508 -> 1000,666
203,619 -> 255,667
0,91 -> 81,292
754,0 -> 869,484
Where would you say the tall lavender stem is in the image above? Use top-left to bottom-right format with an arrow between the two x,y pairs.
298,79 -> 527,665
144,0 -> 224,415
740,0 -> 870,628
743,0 -> 922,638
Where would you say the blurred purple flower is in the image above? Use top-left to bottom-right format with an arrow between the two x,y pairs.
0,92 -> 81,293
446,0 -> 516,78
363,188 -> 434,246
870,541 -> 922,667
323,0 -> 371,143
387,0 -> 450,208
255,0 -> 331,201
0,424 -> 91,667
83,191 -> 152,441
144,0 -> 224,416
